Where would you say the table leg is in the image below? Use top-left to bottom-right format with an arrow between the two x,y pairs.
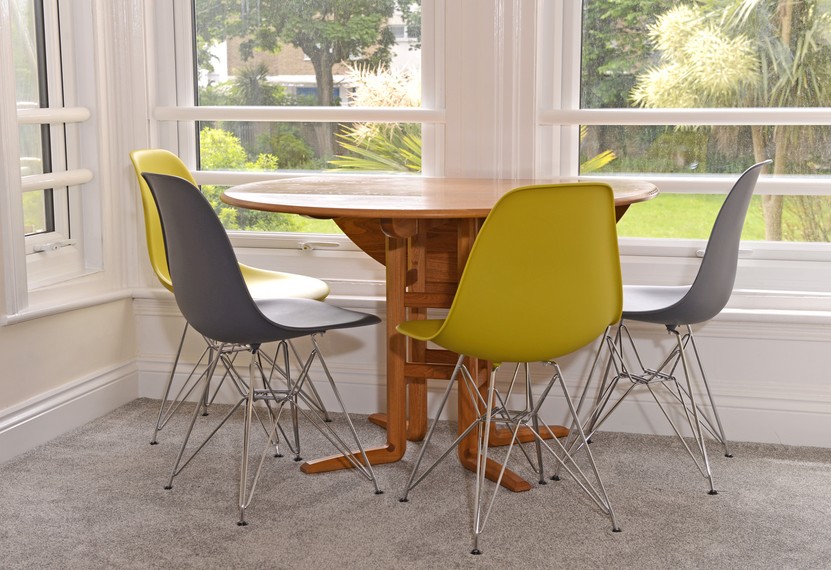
301,227 -> 411,473
405,227 -> 428,441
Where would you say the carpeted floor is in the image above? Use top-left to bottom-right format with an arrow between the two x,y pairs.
0,398 -> 829,569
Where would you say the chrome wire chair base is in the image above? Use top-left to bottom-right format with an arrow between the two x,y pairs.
237,334 -> 381,525
400,352 -> 619,554
161,333 -> 381,525
574,321 -> 730,494
149,321 -> 332,446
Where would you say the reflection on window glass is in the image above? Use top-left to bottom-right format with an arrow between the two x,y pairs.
581,0 -> 831,243
193,0 -> 422,232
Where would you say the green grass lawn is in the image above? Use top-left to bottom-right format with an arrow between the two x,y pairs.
616,194 -> 766,240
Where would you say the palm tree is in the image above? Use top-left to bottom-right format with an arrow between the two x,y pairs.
228,62 -> 282,153
330,65 -> 617,173
631,0 -> 831,240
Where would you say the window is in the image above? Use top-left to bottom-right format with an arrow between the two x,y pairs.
552,0 -> 831,245
180,0 -> 427,234
153,1 -> 831,302
13,1 -> 89,265
536,0 -> 831,300
1,0 -> 99,319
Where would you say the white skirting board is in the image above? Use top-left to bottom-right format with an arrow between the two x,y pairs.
0,362 -> 138,464
4,303 -> 831,465
2,350 -> 828,468
135,351 -> 831,450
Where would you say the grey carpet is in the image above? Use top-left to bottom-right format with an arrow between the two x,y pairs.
0,398 -> 829,569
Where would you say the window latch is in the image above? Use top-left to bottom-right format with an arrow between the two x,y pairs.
299,241 -> 340,251
33,239 -> 76,253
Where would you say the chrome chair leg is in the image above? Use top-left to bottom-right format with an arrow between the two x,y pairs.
238,350 -> 257,526
400,355 -> 466,502
307,335 -> 381,492
471,366 -> 498,555
576,322 -> 723,494
669,327 -> 717,494
685,327 -> 732,458
150,321 -> 190,445
288,340 -> 332,422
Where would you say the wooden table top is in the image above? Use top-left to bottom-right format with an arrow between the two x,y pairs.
221,174 -> 658,219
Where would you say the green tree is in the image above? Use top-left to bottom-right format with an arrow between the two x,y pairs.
330,65 -> 616,174
582,0 -> 677,109
198,126 -> 303,231
196,0 -> 401,160
631,0 -> 831,240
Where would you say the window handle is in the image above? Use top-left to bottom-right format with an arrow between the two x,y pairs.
33,239 -> 76,253
299,241 -> 340,251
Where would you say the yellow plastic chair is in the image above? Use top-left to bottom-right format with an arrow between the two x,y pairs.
130,149 -> 331,450
397,183 -> 623,554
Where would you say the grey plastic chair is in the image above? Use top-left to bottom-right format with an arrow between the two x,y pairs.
142,172 -> 382,525
576,160 -> 771,494
130,149 -> 333,451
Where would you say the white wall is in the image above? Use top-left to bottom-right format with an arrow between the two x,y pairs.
0,300 -> 139,462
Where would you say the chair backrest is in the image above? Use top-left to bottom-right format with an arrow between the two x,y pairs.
129,149 -> 198,291
429,183 -> 622,364
665,160 -> 771,325
140,172 -> 285,345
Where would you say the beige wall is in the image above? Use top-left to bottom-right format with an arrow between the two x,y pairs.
0,299 -> 136,411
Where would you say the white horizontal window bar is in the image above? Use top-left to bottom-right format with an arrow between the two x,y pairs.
541,108 -> 831,126
154,105 -> 446,123
21,169 -> 93,192
628,175 -> 831,197
17,106 -> 91,125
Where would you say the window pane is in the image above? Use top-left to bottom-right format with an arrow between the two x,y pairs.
581,0 -> 831,243
13,0 -> 53,237
193,0 -> 422,232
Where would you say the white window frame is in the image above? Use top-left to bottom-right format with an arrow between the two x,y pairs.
152,0 -> 831,311
0,0 -> 113,323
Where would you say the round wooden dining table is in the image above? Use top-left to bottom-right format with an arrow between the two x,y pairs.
222,174 -> 657,492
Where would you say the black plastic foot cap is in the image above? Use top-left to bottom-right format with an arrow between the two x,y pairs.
163,485 -> 172,490
538,480 -> 548,485
293,457 -> 303,462
399,497 -> 409,503
613,527 -> 622,533
708,490 -> 719,495
201,412 -> 209,417
550,475 -> 561,481
274,453 -> 284,458
374,490 -> 384,495
150,441 -> 158,446
237,521 -> 248,527
470,549 -> 482,555
725,453 -> 734,458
